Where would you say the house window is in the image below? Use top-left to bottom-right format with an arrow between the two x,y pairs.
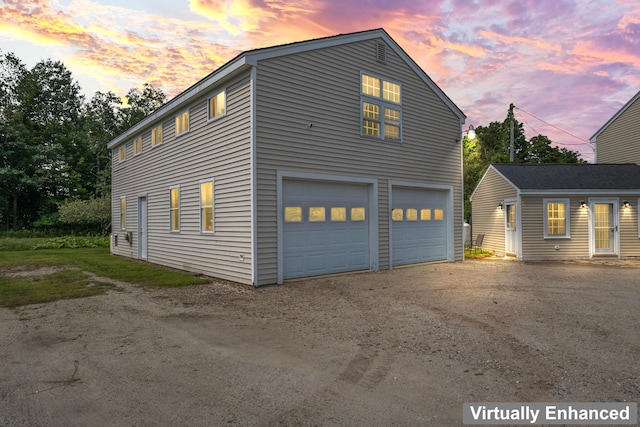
200,180 -> 213,233
133,137 -> 142,155
361,73 -> 401,141
209,90 -> 226,121
118,146 -> 126,162
170,186 -> 180,232
176,111 -> 189,135
120,196 -> 126,230
544,199 -> 570,238
152,125 -> 163,146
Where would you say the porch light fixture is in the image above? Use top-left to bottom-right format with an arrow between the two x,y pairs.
466,125 -> 476,140
498,202 -> 504,210
623,200 -> 630,208
580,200 -> 587,209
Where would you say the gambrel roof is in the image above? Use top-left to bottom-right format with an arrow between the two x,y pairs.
108,28 -> 466,150
491,163 -> 640,191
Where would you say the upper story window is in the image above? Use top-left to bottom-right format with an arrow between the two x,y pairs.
544,198 -> 570,238
152,125 -> 163,146
361,73 -> 402,141
209,90 -> 226,121
133,137 -> 142,155
176,111 -> 189,135
118,146 -> 126,162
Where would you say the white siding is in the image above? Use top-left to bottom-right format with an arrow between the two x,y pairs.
111,73 -> 254,284
255,38 -> 463,285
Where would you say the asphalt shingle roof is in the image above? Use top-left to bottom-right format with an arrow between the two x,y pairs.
492,163 -> 640,190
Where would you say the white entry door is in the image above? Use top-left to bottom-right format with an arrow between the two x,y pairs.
138,196 -> 148,260
504,201 -> 517,256
591,199 -> 618,256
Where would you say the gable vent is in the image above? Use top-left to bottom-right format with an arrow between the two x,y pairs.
376,41 -> 387,64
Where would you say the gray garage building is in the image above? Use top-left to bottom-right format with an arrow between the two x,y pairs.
108,28 -> 467,285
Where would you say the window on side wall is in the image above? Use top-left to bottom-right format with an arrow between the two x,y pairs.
152,125 -> 163,146
170,186 -> 180,232
200,180 -> 214,233
209,90 -> 226,121
118,146 -> 126,162
133,137 -> 142,155
544,198 -> 570,238
361,73 -> 401,141
120,196 -> 126,230
176,111 -> 189,135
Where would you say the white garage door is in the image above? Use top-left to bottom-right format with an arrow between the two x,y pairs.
391,187 -> 448,266
283,180 -> 370,279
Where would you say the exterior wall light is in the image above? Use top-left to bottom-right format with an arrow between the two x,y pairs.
623,200 -> 630,208
467,125 -> 476,140
498,202 -> 504,210
580,200 -> 587,209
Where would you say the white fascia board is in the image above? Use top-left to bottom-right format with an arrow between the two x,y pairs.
589,90 -> 640,143
469,165 -> 519,201
107,57 -> 250,150
243,29 -> 466,122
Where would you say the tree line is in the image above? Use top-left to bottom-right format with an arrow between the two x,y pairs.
1,50 -> 584,233
0,50 -> 165,233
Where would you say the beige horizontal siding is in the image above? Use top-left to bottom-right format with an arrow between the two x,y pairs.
255,38 -> 463,285
520,196 -> 589,260
470,168 -> 517,256
596,97 -> 640,164
111,73 -> 254,284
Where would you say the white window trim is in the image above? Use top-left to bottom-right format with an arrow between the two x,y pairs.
169,185 -> 180,233
175,110 -> 190,136
543,198 -> 570,239
199,178 -> 214,234
120,196 -> 127,230
208,89 -> 227,122
360,71 -> 402,142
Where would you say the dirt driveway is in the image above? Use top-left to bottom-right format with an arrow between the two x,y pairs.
1,259 -> 639,426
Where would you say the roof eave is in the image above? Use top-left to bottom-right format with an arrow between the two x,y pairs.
589,90 -> 640,142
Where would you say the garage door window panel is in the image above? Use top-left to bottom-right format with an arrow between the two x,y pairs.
392,208 -> 403,221
406,209 -> 418,221
285,207 -> 303,222
351,207 -> 366,221
421,209 -> 431,220
331,207 -> 347,221
309,207 -> 326,222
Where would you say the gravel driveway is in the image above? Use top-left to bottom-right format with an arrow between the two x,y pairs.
1,259 -> 639,426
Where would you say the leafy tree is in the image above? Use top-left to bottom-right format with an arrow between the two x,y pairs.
464,105 -> 585,222
58,196 -> 111,235
120,83 -> 166,130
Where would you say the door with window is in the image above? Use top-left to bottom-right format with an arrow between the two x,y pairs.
138,196 -> 148,260
504,201 -> 517,256
591,200 -> 618,256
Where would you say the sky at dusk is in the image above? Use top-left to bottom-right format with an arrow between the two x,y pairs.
2,0 -> 640,162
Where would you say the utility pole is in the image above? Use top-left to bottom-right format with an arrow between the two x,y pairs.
509,103 -> 515,162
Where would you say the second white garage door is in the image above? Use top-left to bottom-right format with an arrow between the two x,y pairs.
283,180 -> 370,279
391,187 -> 448,266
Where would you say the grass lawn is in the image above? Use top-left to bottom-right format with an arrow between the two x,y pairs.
0,246 -> 212,307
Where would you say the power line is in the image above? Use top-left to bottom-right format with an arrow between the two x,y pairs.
514,106 -> 593,146
515,111 -> 594,152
